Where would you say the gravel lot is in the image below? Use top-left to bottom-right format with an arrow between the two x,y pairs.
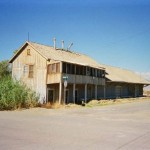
0,99 -> 150,150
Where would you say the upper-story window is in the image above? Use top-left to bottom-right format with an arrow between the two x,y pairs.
27,49 -> 30,55
48,63 -> 60,74
23,64 -> 34,78
62,62 -> 105,78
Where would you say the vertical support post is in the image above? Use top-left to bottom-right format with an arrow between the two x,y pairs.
134,84 -> 136,98
59,82 -> 62,104
95,85 -> 97,100
59,62 -> 62,104
64,86 -> 66,104
73,83 -> 75,104
85,84 -> 87,103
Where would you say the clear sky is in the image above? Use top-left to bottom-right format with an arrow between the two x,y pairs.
0,0 -> 150,74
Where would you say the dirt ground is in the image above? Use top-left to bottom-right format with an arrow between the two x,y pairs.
0,99 -> 150,150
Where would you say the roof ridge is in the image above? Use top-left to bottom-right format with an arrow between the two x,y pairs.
28,41 -> 54,48
101,63 -> 135,73
28,41 -> 87,56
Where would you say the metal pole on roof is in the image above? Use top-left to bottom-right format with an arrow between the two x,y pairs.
28,32 -> 30,42
53,37 -> 56,49
62,40 -> 64,49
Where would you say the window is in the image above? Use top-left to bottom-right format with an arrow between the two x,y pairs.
23,65 -> 28,76
87,67 -> 90,76
97,69 -> 101,77
29,65 -> 34,78
27,49 -> 30,55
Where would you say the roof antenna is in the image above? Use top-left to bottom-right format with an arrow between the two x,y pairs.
67,43 -> 73,50
28,32 -> 30,42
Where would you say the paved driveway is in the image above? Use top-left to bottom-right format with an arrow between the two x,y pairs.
0,100 -> 150,150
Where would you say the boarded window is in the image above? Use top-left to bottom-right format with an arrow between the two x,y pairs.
29,65 -> 34,78
56,63 -> 60,73
52,64 -> 56,73
48,63 -> 59,74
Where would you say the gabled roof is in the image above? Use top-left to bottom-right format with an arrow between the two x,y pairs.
9,41 -> 105,70
9,41 -> 150,85
101,64 -> 150,85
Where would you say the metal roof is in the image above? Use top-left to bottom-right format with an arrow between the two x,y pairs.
101,64 -> 150,85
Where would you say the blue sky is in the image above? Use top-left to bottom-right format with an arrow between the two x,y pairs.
0,0 -> 150,74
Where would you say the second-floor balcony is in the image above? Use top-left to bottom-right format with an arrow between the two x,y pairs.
47,61 -> 105,85
47,73 -> 105,85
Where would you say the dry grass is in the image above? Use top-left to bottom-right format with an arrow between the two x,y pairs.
41,102 -> 81,109
86,97 -> 150,107
41,102 -> 64,109
143,90 -> 150,96
65,103 -> 82,109
39,97 -> 150,109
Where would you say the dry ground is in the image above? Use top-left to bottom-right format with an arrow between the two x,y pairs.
0,98 -> 150,150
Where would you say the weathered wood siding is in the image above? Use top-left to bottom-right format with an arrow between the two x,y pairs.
12,44 -> 47,103
105,83 -> 143,98
47,73 -> 105,85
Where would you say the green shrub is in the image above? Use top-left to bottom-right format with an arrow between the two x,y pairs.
0,75 -> 39,110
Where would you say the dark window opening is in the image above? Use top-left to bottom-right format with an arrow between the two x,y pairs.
63,62 -> 67,73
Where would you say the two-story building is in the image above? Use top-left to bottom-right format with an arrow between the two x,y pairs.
9,41 -> 150,104
9,41 -> 106,104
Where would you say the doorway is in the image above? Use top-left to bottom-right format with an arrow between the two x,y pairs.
65,89 -> 69,104
48,89 -> 54,103
116,86 -> 122,98
75,89 -> 78,104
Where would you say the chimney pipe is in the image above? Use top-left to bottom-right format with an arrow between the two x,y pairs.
61,40 -> 64,49
53,37 -> 56,49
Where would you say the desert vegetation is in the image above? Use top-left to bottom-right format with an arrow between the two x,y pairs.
0,60 -> 39,110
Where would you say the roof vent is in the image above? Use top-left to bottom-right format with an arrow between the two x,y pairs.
67,43 -> 73,50
61,40 -> 64,49
53,37 -> 56,49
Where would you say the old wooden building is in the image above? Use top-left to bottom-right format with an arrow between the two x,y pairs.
101,64 -> 149,98
9,41 -> 150,104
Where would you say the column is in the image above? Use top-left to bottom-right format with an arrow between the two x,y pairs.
104,85 -> 106,99
73,83 -> 75,104
59,82 -> 62,104
59,62 -> 62,104
85,84 -> 87,103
